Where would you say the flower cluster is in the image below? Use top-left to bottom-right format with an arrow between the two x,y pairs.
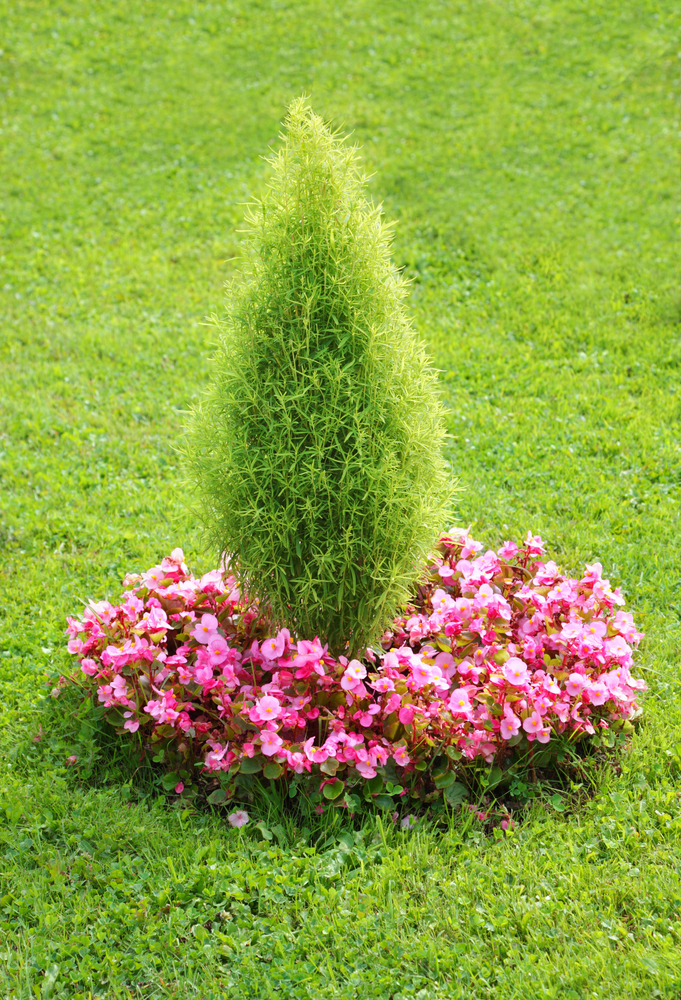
66,531 -> 645,801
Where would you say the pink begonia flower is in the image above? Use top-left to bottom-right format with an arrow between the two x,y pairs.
583,561 -> 603,582
355,760 -> 377,779
448,689 -> 472,715
534,695 -> 553,716
86,599 -> 117,625
398,704 -> 416,725
345,660 -> 366,681
605,635 -> 631,661
303,736 -> 330,763
587,681 -> 609,706
500,713 -> 521,740
255,695 -> 282,722
432,588 -> 455,614
434,651 -> 457,679
371,676 -> 395,693
194,661 -> 214,685
536,725 -> 552,744
123,711 -> 140,733
384,692 -> 402,715
438,564 -> 456,581
260,730 -> 284,756
497,540 -> 519,560
500,818 -> 516,831
66,755 -> 78,766
583,619 -> 607,640
286,750 -> 309,774
393,745 -> 411,766
174,782 -> 184,794
410,658 -> 439,689
460,535 -> 483,559
81,658 -> 99,677
261,632 -> 287,661
524,532 -> 545,556
228,810 -> 249,828
382,651 -> 400,670
532,561 -> 559,586
565,672 -> 587,696
191,613 -> 219,644
142,565 -> 166,588
207,635 -> 230,665
504,657 -> 529,686
559,618 -> 584,641
522,711 -> 544,735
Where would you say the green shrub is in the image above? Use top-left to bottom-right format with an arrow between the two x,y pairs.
187,99 -> 453,653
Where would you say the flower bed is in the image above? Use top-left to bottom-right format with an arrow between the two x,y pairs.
66,530 -> 645,809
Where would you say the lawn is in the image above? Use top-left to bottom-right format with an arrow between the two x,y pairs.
2,1 -> 681,997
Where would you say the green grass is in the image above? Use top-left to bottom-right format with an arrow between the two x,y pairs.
2,1 -> 681,997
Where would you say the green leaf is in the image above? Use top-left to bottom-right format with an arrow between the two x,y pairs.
374,795 -> 395,810
239,756 -> 263,774
255,821 -> 273,841
263,761 -> 283,780
207,788 -> 227,805
161,772 -> 181,791
445,781 -> 468,806
322,780 -> 345,800
366,775 -> 383,794
484,765 -> 504,788
434,769 -> 456,789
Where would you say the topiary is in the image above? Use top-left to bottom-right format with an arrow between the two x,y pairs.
186,98 -> 454,654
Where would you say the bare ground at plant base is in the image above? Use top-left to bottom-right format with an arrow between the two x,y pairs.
1,2 -> 681,997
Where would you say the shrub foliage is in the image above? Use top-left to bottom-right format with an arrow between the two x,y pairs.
187,100 -> 452,653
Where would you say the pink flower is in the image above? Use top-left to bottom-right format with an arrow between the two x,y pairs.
498,540 -> 519,560
228,810 -> 249,828
400,814 -> 418,830
410,658 -> 439,689
80,658 -> 99,677
207,635 -> 230,665
605,635 -> 631,661
393,745 -> 411,766
504,657 -> 529,686
259,730 -> 284,756
536,724 -> 552,744
587,681 -> 609,706
345,660 -> 366,681
356,760 -> 377,779
398,704 -> 416,725
371,676 -> 395,693
522,711 -> 544,735
524,532 -> 545,556
174,782 -> 184,794
261,632 -> 287,661
448,689 -> 472,715
123,712 -> 140,733
565,672 -> 586,697
500,713 -> 521,740
191,614 -> 219,644
303,736 -> 329,763
255,695 -> 282,722
66,755 -> 78,766
438,564 -> 456,581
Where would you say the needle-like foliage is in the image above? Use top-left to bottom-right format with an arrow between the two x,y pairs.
187,99 -> 454,653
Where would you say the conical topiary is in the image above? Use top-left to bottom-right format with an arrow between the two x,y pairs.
187,99 -> 454,654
